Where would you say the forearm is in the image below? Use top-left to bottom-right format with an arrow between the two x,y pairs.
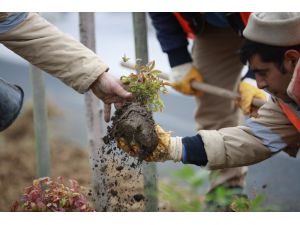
0,12 -> 108,94
181,128 -> 274,170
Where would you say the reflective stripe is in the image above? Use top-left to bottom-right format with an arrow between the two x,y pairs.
173,12 -> 195,39
173,12 -> 251,39
239,12 -> 251,25
0,12 -> 28,34
278,100 -> 300,132
246,119 -> 287,152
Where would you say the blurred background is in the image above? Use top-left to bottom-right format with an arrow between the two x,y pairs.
0,12 -> 300,211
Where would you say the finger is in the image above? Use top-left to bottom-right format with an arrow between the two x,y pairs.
113,83 -> 133,99
114,102 -> 123,109
103,96 -> 126,104
104,104 -> 111,122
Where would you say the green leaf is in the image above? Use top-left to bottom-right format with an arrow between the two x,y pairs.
173,165 -> 195,179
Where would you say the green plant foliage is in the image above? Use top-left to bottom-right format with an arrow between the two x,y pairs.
121,59 -> 168,112
160,165 -> 274,212
11,176 -> 94,212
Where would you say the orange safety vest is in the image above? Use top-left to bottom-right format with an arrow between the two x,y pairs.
173,12 -> 251,39
278,100 -> 300,132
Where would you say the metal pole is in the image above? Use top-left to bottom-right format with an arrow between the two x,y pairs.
30,65 -> 51,178
133,12 -> 158,212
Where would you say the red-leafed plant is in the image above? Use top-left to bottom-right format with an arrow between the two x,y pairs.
11,176 -> 94,212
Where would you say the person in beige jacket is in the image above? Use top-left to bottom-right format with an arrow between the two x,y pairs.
0,12 -> 132,122
118,12 -> 300,172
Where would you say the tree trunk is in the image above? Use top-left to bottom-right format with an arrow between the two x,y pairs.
79,12 -> 105,211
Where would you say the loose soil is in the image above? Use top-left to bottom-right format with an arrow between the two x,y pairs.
91,102 -> 160,211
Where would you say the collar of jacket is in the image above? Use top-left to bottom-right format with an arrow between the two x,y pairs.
0,13 -> 11,22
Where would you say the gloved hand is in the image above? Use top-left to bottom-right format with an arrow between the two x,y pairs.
238,81 -> 266,116
116,124 -> 183,162
170,62 -> 204,96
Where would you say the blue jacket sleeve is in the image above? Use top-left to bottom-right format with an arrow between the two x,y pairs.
149,12 -> 192,67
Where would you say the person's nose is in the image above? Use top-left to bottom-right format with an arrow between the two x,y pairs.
255,75 -> 268,89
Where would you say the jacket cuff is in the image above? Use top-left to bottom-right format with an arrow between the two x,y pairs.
197,130 -> 226,169
167,46 -> 192,68
182,134 -> 208,166
78,62 -> 109,94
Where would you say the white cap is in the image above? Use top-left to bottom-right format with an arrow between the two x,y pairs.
243,12 -> 300,46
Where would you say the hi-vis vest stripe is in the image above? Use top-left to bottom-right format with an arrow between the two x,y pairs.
278,100 -> 300,132
173,13 -> 196,39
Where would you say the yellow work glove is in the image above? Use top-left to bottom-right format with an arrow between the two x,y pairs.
238,81 -> 267,116
170,63 -> 204,96
116,124 -> 183,162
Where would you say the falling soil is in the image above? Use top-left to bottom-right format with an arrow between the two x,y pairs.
90,139 -> 146,211
90,102 -> 160,211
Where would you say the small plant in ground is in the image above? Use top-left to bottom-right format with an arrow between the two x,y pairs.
121,59 -> 168,112
11,176 -> 94,212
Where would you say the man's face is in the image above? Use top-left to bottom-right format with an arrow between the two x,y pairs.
249,54 -> 293,102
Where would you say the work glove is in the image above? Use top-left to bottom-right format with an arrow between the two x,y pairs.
238,81 -> 266,116
170,62 -> 204,97
116,124 -> 183,162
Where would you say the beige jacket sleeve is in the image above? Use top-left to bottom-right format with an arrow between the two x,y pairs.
0,12 -> 109,94
199,97 -> 300,170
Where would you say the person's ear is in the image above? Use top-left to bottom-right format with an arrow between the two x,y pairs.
283,50 -> 300,73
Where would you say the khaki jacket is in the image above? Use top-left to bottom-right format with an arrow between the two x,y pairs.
199,97 -> 300,170
0,12 -> 108,94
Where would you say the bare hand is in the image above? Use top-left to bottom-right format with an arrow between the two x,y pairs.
91,72 -> 132,122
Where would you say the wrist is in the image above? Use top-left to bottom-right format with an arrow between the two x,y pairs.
169,136 -> 183,162
168,46 -> 192,68
171,62 -> 193,82
182,134 -> 208,166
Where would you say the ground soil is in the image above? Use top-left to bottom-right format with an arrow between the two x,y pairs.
0,102 -> 175,212
0,103 -> 92,211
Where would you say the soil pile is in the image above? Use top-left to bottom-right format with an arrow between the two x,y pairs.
0,103 -> 92,211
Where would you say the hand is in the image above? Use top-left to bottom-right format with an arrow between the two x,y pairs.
91,72 -> 132,122
238,81 -> 267,116
170,63 -> 204,96
116,124 -> 183,162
